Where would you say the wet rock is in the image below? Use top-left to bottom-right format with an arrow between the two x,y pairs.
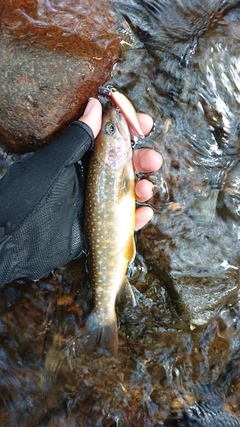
137,220 -> 239,325
0,0 -> 120,153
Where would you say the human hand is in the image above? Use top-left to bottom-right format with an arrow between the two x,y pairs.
0,96 -> 161,285
79,98 -> 162,230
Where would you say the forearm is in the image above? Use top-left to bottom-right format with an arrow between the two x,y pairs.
0,121 -> 94,286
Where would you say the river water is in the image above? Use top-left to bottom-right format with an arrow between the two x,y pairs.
0,0 -> 240,425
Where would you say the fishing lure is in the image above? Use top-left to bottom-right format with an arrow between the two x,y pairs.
99,85 -> 144,138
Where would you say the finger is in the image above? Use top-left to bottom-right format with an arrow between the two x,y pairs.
135,179 -> 154,202
135,206 -> 153,231
79,98 -> 102,138
137,113 -> 154,135
129,113 -> 154,137
133,148 -> 162,173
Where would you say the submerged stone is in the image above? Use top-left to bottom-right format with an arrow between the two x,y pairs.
175,397 -> 240,427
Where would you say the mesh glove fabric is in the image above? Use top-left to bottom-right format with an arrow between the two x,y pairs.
0,121 -> 94,286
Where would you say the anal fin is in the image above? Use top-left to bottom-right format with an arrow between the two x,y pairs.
117,276 -> 136,308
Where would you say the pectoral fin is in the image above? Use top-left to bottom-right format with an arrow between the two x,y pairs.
119,164 -> 134,201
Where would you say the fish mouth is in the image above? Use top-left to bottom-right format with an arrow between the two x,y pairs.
98,85 -> 111,96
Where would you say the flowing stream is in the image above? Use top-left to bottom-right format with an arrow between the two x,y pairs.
0,1 -> 240,425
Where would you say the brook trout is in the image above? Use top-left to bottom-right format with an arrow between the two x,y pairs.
85,106 -> 136,355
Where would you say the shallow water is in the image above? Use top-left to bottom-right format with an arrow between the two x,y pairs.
1,0 -> 117,53
0,0 -> 240,425
112,0 -> 240,324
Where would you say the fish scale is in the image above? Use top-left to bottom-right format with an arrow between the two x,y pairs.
85,106 -> 135,354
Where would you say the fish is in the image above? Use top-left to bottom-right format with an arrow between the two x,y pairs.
84,106 -> 136,355
98,85 -> 145,138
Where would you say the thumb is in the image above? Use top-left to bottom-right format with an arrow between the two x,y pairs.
79,98 -> 102,138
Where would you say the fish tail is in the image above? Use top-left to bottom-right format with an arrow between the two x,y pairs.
84,311 -> 118,355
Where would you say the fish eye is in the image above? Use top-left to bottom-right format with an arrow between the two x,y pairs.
105,121 -> 115,135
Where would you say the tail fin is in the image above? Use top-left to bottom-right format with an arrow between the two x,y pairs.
83,311 -> 118,356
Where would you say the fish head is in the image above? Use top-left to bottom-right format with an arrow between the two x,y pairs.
96,107 -> 132,170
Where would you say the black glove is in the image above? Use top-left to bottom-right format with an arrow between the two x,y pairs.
0,121 -> 94,286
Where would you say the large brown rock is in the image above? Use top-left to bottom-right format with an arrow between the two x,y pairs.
0,0 -> 120,153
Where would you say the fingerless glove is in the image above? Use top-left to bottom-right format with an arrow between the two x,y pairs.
0,121 -> 94,286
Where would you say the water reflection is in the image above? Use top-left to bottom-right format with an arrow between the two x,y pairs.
2,0 -> 118,48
